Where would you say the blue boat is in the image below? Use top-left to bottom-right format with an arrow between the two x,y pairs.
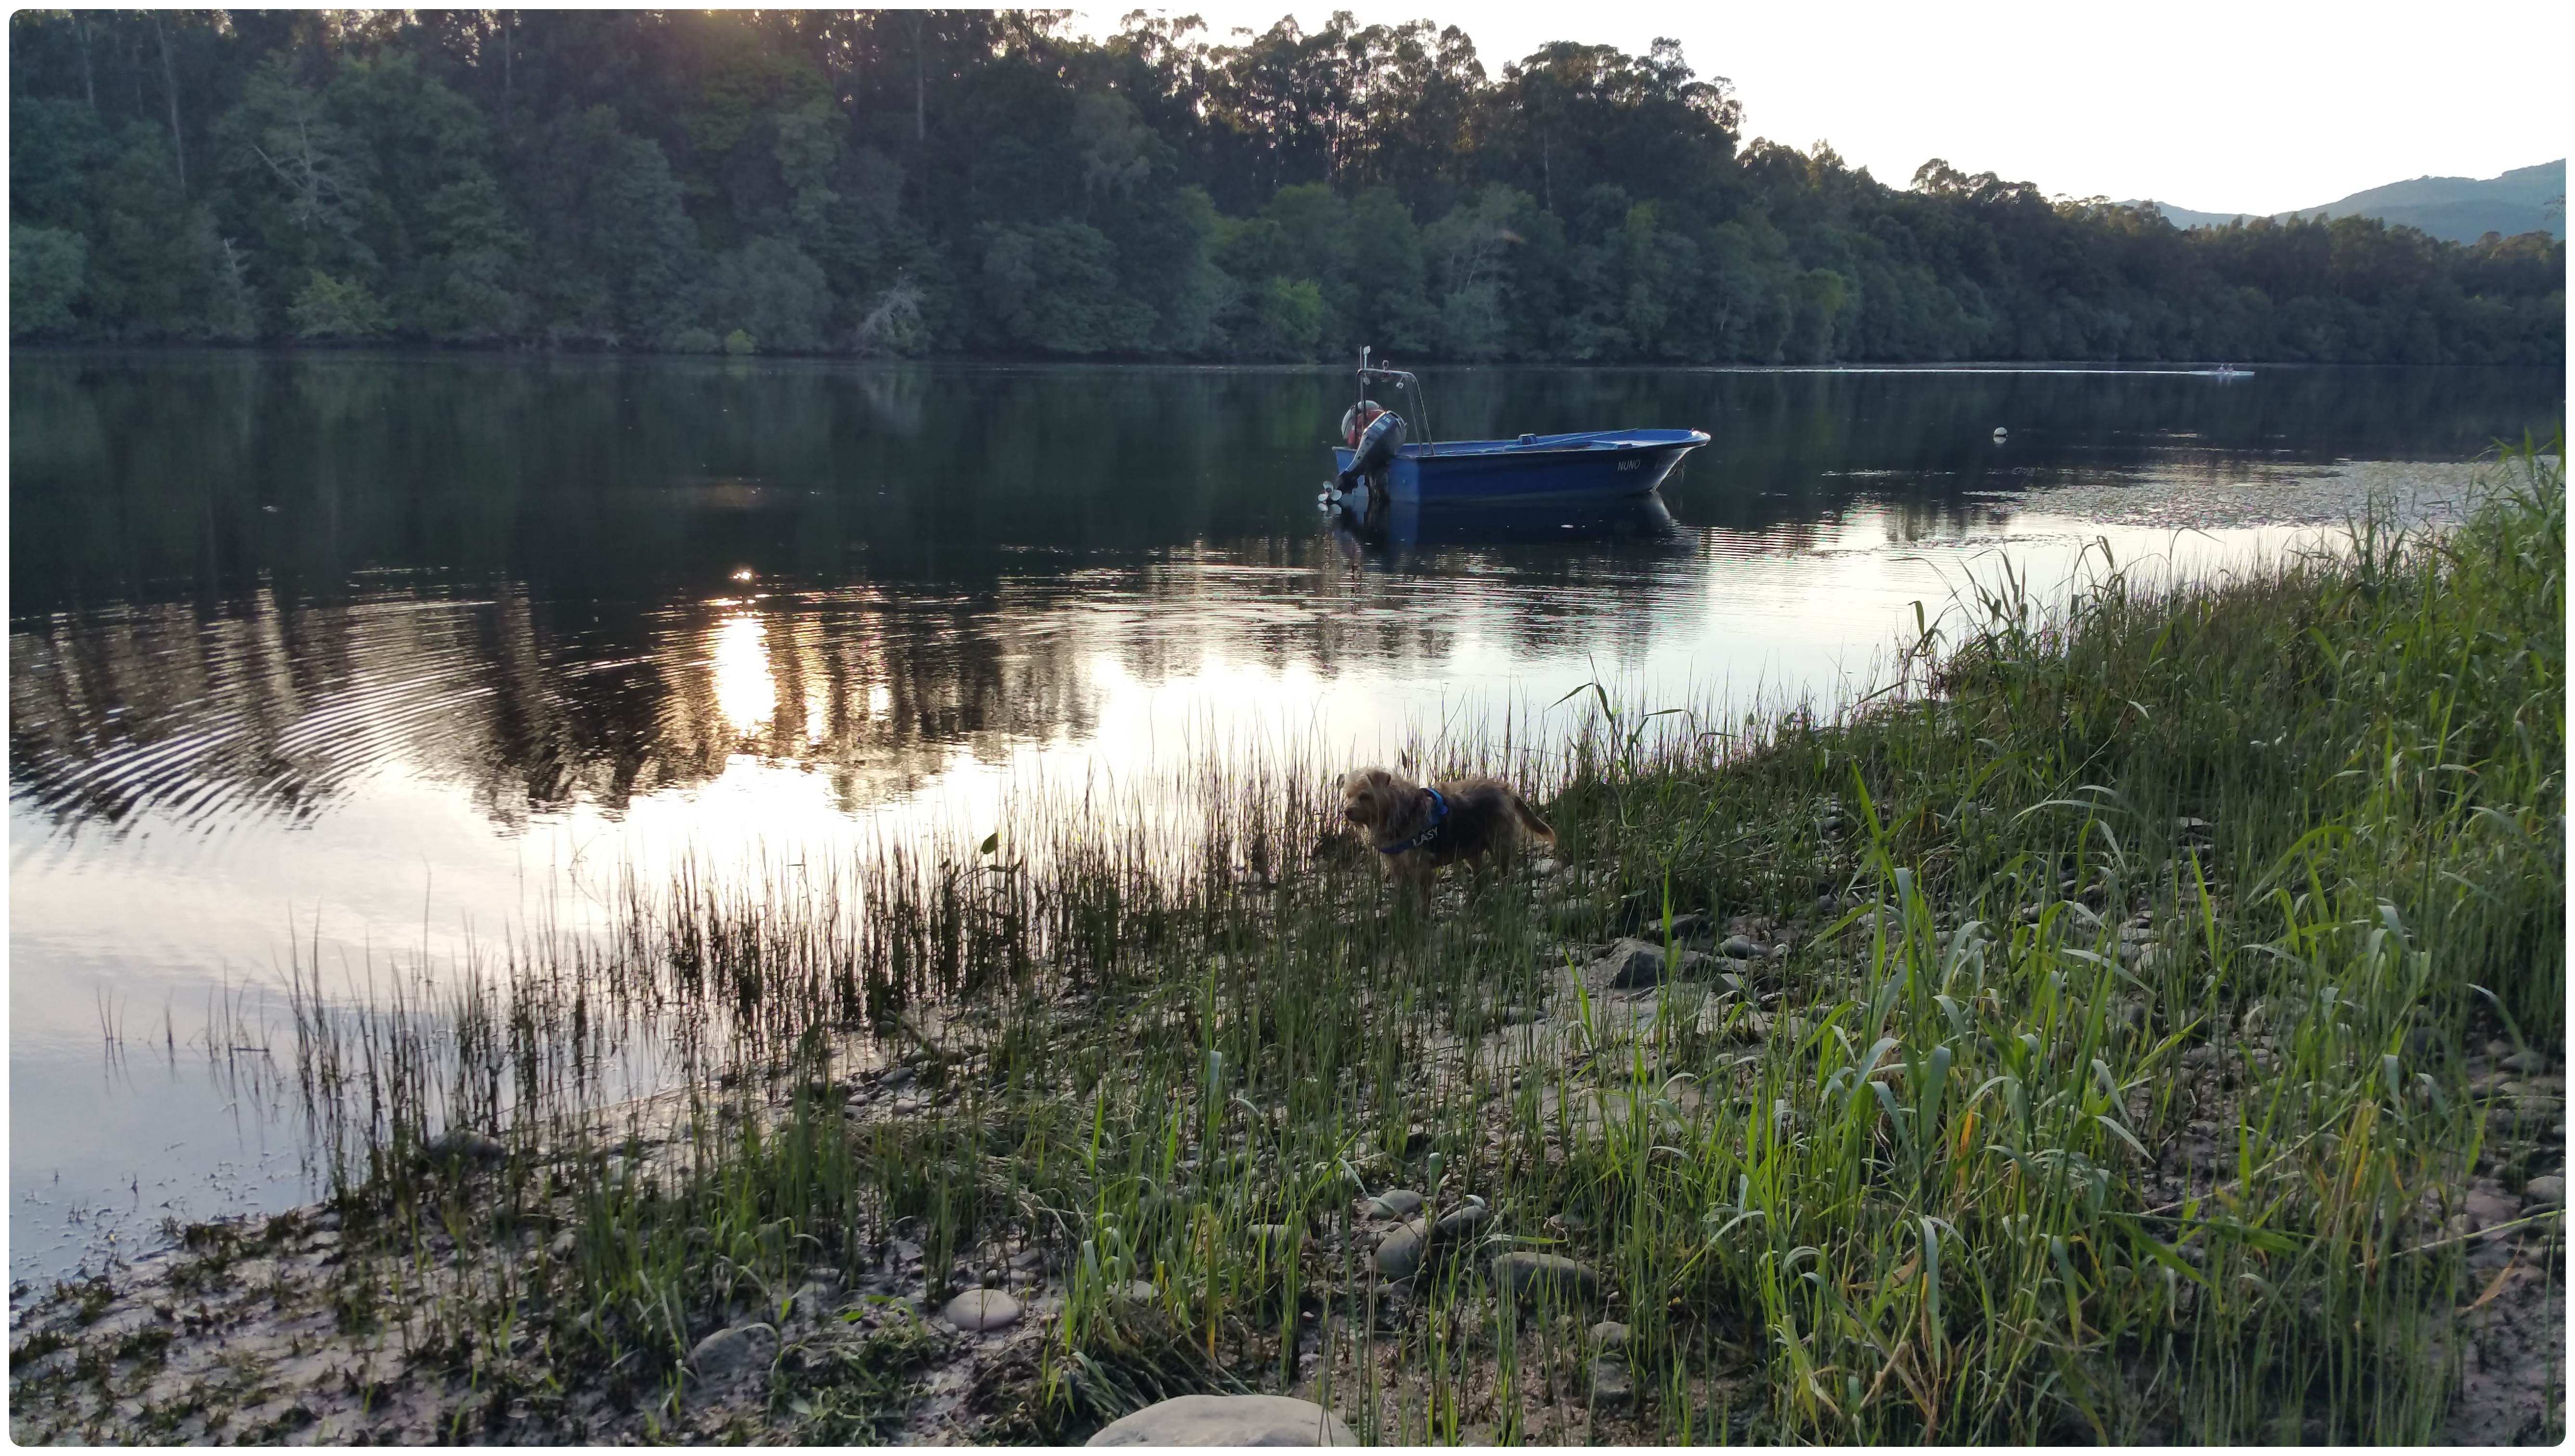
1321,353 -> 1707,530
1348,493 -> 1687,561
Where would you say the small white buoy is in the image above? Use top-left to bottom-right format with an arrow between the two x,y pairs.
1992,426 -> 2008,439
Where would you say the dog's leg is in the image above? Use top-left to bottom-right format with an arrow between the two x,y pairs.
1390,852 -> 1433,915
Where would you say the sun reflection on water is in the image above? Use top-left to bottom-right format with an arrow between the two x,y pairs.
710,612 -> 774,738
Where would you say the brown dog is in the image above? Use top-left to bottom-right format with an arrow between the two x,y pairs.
1339,767 -> 1555,890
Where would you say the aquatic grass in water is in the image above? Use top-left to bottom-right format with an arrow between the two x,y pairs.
240,441 -> 2563,1442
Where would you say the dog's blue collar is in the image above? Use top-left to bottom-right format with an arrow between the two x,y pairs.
1376,787 -> 1448,855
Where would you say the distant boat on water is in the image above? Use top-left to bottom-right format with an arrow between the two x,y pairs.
1320,349 -> 1706,534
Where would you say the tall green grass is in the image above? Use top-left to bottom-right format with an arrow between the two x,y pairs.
278,440 -> 2562,1442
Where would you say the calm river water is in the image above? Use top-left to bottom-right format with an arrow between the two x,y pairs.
9,352 -> 2561,1284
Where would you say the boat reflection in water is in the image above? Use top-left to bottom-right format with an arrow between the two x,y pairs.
1329,488 -> 1687,568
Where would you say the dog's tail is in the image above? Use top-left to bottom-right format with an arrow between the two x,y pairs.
1512,794 -> 1557,843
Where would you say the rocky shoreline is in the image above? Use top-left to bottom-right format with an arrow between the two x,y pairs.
11,892 -> 2562,1444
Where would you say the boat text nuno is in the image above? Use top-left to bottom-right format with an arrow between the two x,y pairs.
1320,350 -> 1708,531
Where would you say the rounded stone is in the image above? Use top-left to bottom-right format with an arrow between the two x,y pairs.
2465,1188 -> 2518,1230
426,1129 -> 505,1162
1086,1393 -> 1356,1447
2523,1174 -> 2565,1209
1588,1356 -> 1634,1405
1362,1189 -> 1424,1220
1490,1252 -> 1602,1307
1434,1201 -> 1492,1238
942,1287 -> 1023,1332
1374,1220 -> 1429,1279
1590,1319 -> 1630,1350
686,1323 -> 776,1377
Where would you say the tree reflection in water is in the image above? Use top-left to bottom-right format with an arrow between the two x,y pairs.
9,353 -> 2561,843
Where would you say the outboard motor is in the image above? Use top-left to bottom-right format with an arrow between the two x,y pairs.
1339,400 -> 1383,447
1337,403 -> 1406,493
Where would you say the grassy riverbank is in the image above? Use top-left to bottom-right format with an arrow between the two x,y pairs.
12,443 -> 2563,1445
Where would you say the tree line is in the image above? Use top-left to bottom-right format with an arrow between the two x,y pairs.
9,10 -> 2563,364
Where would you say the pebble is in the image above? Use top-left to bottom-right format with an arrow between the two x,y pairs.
1086,1394 -> 1356,1446
2503,1049 -> 2547,1074
1649,913 -> 1708,942
1489,1252 -> 1602,1308
686,1323 -> 776,1378
1591,938 -> 1663,987
1374,1221 -> 1429,1279
2524,1175 -> 2565,1209
425,1129 -> 505,1162
1718,933 -> 1762,958
2465,1188 -> 2519,1230
1588,1356 -> 1634,1406
1593,937 -> 1712,989
941,1287 -> 1023,1331
1591,1319 -> 1630,1349
1434,1201 -> 1492,1239
1363,1189 -> 1425,1220
1115,1279 -> 1158,1304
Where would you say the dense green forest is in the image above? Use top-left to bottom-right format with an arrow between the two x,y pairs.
9,10 -> 2563,363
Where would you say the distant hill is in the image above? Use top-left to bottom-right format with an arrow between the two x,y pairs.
2123,160 -> 2565,243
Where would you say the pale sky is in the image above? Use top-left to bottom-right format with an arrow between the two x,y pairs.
1068,0 -> 2571,217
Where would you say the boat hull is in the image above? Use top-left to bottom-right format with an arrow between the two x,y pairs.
1332,429 -> 1707,505
1370,493 -> 1683,552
